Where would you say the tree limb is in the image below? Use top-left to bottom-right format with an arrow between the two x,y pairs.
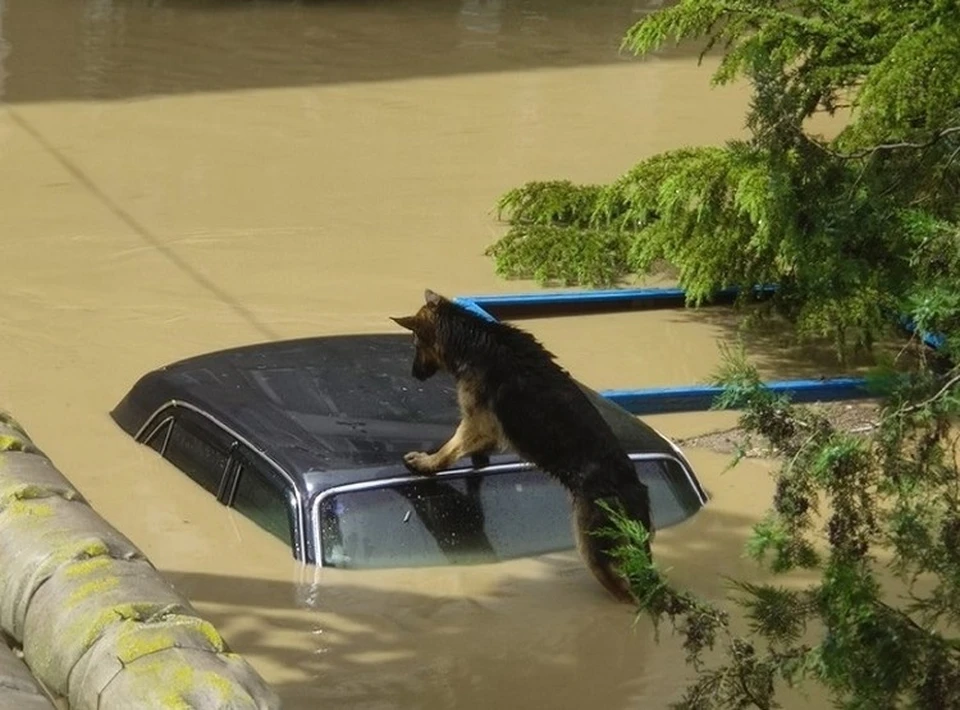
813,126 -> 960,161
900,370 -> 960,415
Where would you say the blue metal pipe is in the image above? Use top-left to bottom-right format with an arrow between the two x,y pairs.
457,285 -> 778,319
457,286 -> 946,354
458,286 -> 946,354
451,285 -> 925,414
452,297 -> 498,323
897,314 -> 946,351
600,377 -> 872,416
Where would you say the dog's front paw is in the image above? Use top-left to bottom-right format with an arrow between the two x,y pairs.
403,451 -> 438,475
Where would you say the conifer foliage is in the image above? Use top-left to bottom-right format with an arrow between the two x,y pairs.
492,2 -> 960,707
490,0 -> 960,357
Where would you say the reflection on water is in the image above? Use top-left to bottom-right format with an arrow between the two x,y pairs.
2,0 -> 688,102
0,0 -> 8,100
457,0 -> 504,41
0,0 -> 813,707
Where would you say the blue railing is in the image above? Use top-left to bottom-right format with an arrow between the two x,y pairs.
455,284 -> 777,322
454,286 -> 943,415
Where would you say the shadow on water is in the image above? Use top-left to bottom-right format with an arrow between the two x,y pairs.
662,304 -> 916,382
162,504 -> 803,709
0,0 -> 701,104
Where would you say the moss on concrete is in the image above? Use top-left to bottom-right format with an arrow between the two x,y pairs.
74,539 -> 111,560
137,659 -> 247,708
201,668 -> 242,704
115,628 -> 177,663
68,576 -> 121,607
0,435 -> 28,451
1,499 -> 54,519
0,485 -> 80,512
0,483 -> 54,501
0,428 -> 37,454
113,616 -> 225,664
63,555 -> 113,580
67,603 -> 160,664
39,539 -> 110,573
138,658 -> 204,707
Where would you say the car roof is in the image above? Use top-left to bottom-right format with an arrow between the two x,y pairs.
111,333 -> 689,499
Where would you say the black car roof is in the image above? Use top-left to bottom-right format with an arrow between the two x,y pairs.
111,333 -> 685,498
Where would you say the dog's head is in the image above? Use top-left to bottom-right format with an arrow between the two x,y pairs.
390,289 -> 449,381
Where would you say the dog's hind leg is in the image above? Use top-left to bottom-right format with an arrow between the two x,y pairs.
404,412 -> 501,474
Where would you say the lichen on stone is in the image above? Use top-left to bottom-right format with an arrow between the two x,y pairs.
0,483 -> 58,506
68,603 -> 160,657
201,668 -> 244,703
115,625 -> 177,664
67,576 -> 121,606
0,434 -> 29,452
1,499 -> 54,518
113,616 -> 224,663
63,555 -> 113,580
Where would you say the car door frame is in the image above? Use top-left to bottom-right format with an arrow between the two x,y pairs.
220,443 -> 305,560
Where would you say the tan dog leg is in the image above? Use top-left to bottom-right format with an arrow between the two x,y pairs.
404,414 -> 500,474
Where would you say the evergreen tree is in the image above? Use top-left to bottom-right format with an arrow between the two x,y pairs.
491,1 -> 960,706
490,0 -> 960,358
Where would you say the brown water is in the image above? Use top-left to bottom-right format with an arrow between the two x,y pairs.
0,1 -> 837,707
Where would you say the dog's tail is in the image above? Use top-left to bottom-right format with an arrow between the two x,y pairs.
572,483 -> 654,605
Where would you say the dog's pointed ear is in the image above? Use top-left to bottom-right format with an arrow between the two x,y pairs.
390,315 -> 420,332
424,289 -> 445,306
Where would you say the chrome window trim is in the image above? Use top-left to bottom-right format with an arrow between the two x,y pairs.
310,451 -> 707,568
218,446 -> 241,503
133,400 -> 307,559
647,426 -> 708,501
225,458 -> 243,504
141,415 -> 174,453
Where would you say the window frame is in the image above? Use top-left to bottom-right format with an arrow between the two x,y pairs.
141,414 -> 174,454
141,407 -> 233,497
222,445 -> 299,548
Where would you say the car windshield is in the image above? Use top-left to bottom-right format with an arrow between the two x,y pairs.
315,456 -> 702,569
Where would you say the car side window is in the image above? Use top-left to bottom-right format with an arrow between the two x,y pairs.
162,411 -> 231,496
231,457 -> 294,547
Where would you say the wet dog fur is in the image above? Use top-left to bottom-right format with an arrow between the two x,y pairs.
391,289 -> 654,603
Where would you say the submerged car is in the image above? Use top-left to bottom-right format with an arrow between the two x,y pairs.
111,334 -> 708,569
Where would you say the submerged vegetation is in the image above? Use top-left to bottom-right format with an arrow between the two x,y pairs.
491,0 -> 960,707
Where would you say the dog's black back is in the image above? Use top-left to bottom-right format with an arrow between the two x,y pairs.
433,300 -> 654,571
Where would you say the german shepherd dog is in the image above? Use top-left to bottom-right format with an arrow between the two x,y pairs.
391,289 -> 653,603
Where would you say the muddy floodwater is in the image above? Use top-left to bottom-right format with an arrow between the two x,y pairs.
1,1 -> 841,707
